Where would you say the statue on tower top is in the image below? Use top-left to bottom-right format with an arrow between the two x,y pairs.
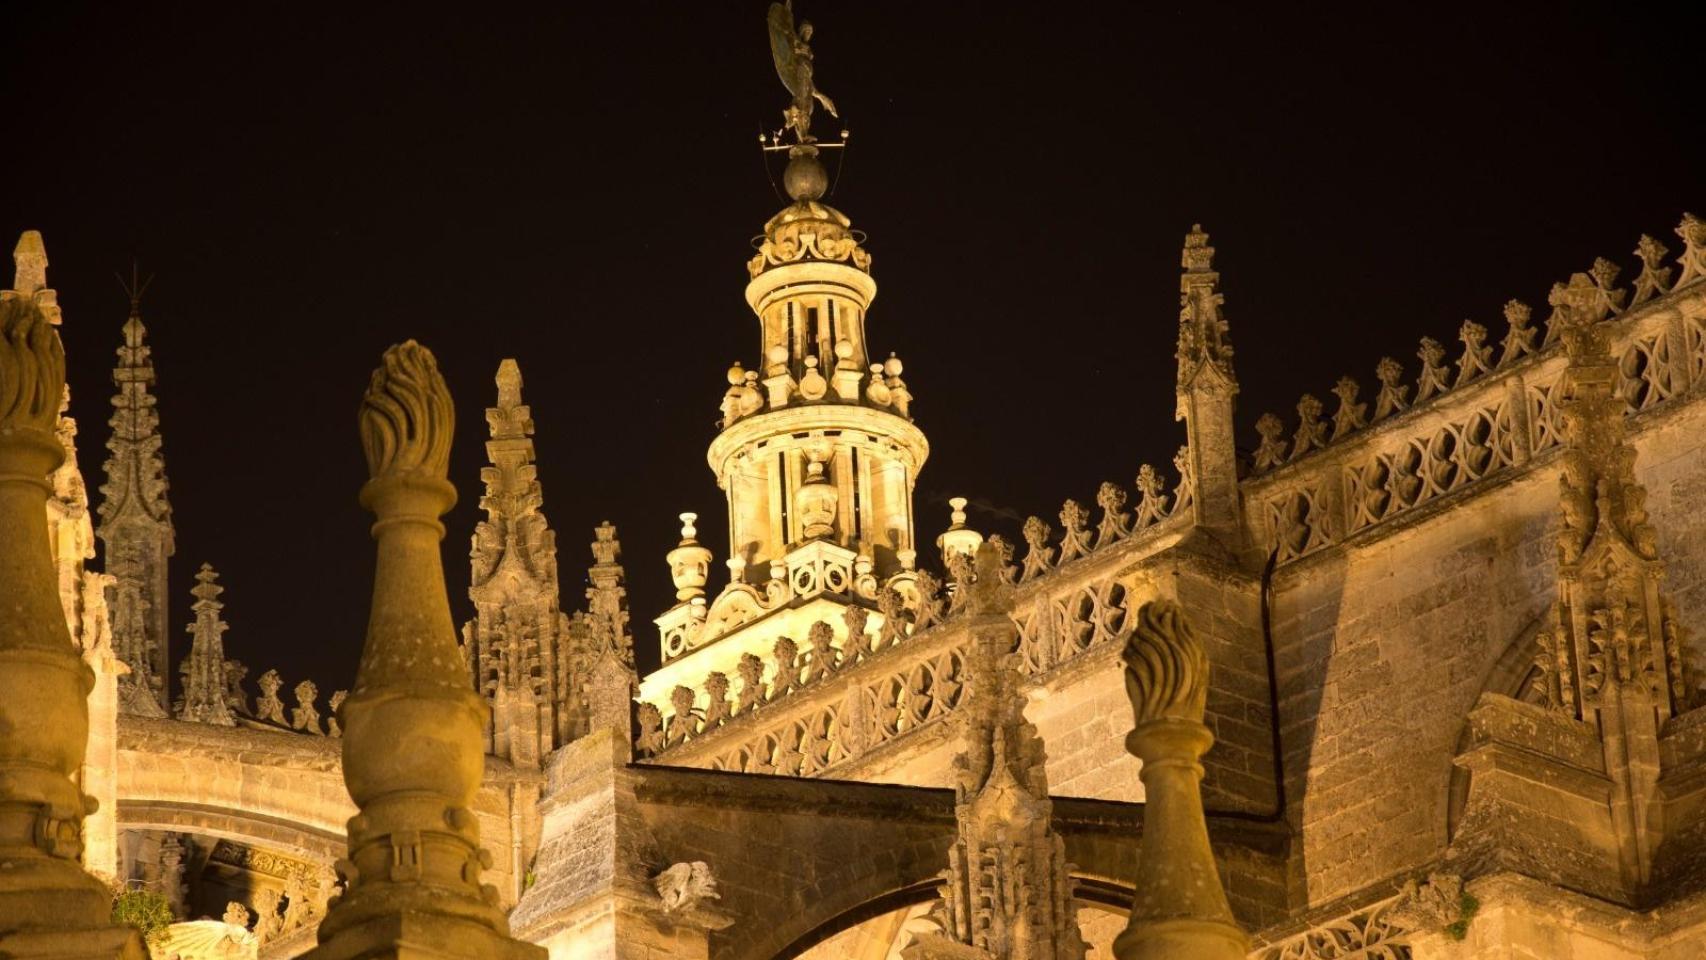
768,1 -> 838,144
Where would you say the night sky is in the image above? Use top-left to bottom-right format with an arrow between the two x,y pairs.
2,3 -> 1699,691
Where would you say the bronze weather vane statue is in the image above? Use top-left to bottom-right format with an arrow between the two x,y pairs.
767,1 -> 839,145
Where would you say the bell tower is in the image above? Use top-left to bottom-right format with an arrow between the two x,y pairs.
713,146 -> 927,581
644,3 -> 928,699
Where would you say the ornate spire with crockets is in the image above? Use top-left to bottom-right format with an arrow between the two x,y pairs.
96,273 -> 174,718
1175,225 -> 1235,397
1173,225 -> 1243,552
463,358 -> 567,767
574,523 -> 640,745
178,564 -> 234,726
905,543 -> 1086,960
1525,296 -> 1700,892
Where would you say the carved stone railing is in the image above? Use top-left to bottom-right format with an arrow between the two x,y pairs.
1249,895 -> 1409,960
188,661 -> 347,737
675,619 -> 972,776
1245,216 -> 1706,566
637,509 -> 1186,772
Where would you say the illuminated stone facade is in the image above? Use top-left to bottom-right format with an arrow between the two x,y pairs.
8,34 -> 1706,960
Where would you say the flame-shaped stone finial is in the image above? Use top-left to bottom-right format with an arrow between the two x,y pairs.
0,295 -> 67,435
1114,600 -> 1246,960
359,340 -> 454,482
1121,600 -> 1210,724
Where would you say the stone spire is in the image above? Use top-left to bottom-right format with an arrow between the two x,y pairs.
0,237 -> 146,957
905,543 -> 1087,960
96,282 -> 175,717
576,522 -> 638,739
464,358 -> 567,767
178,563 -> 234,726
1114,601 -> 1247,960
1173,225 -> 1243,553
306,341 -> 543,960
1527,296 -> 1697,891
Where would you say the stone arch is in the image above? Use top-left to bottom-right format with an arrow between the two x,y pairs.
720,829 -> 950,960
117,718 -> 353,843
117,799 -> 343,864
1446,613 -> 1548,837
772,872 -> 1135,960
762,823 -> 1138,960
774,880 -> 941,959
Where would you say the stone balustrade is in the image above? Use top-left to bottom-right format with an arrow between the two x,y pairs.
1248,893 -> 1409,960
1245,214 -> 1706,566
637,503 -> 1189,771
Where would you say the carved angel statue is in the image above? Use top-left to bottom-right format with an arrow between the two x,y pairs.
768,1 -> 838,142
654,861 -> 720,914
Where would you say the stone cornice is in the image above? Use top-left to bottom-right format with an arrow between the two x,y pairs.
707,400 -> 928,476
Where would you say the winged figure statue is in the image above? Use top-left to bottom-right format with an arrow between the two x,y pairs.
768,1 -> 838,143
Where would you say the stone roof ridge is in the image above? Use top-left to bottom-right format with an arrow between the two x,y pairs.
1247,212 -> 1704,478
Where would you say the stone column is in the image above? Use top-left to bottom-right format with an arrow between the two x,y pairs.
0,289 -> 145,957
304,341 -> 543,960
1113,601 -> 1247,960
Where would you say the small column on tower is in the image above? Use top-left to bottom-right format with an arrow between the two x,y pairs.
936,497 -> 983,562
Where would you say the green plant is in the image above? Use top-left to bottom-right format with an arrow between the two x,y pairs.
524,869 -> 538,890
111,888 -> 174,946
1445,891 -> 1480,941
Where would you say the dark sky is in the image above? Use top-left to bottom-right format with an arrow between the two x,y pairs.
2,2 -> 1699,691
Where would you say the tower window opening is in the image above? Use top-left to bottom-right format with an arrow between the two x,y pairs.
777,450 -> 791,546
850,446 -> 863,540
788,302 -> 803,360
807,305 -> 825,368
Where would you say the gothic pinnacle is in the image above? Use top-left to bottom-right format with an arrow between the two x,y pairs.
180,563 -> 234,726
97,272 -> 174,718
12,230 -> 47,296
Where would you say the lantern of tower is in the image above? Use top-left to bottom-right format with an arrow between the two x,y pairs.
710,147 -> 928,581
642,144 -> 930,706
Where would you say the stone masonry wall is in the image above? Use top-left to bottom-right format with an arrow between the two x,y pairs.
1271,400 -> 1706,907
